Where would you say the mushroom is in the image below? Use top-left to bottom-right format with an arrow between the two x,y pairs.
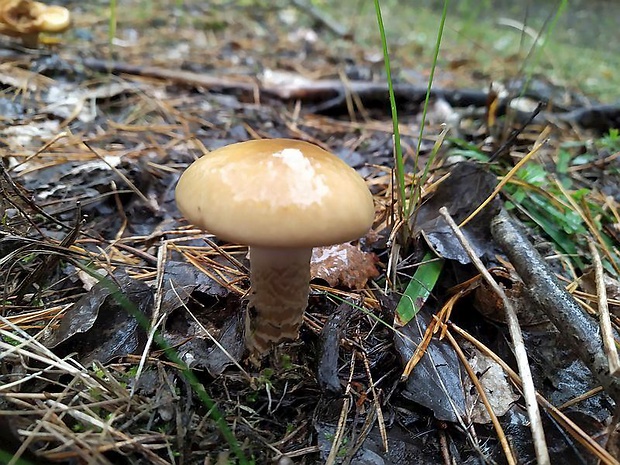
175,139 -> 374,356
0,0 -> 71,47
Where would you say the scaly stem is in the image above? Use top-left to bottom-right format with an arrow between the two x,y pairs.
245,246 -> 312,356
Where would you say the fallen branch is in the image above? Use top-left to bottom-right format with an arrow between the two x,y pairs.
1,48 -> 616,129
290,0 -> 350,38
78,57 -> 620,131
588,241 -> 620,375
80,57 -> 489,107
491,209 -> 620,401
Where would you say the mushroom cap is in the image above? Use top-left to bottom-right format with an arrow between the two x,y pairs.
176,139 -> 375,248
35,5 -> 71,33
0,0 -> 70,34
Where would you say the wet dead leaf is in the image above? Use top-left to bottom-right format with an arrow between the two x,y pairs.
473,267 -> 549,327
42,81 -> 139,123
394,308 -> 466,423
310,243 -> 379,289
161,260 -> 229,316
414,162 -> 501,264
164,304 -> 244,376
315,421 -> 432,464
202,313 -> 245,376
580,268 -> 620,317
317,302 -> 354,395
43,273 -> 153,365
462,342 -> 520,424
161,260 -> 242,376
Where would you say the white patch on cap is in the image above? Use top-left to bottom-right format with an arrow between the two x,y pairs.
271,148 -> 329,206
273,148 -> 306,163
220,147 -> 330,208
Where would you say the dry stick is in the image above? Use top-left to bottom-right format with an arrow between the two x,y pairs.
290,0 -> 350,38
588,241 -> 620,375
326,351 -> 356,465
459,125 -> 551,229
491,209 -> 620,401
76,57 -> 620,130
439,207 -> 551,465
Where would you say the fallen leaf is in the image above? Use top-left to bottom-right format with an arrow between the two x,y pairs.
395,308 -> 466,423
414,162 -> 501,264
164,302 -> 244,376
317,303 -> 354,395
473,267 -> 549,327
161,260 -> 229,316
580,268 -> 620,317
310,243 -> 379,289
462,342 -> 520,423
43,272 -> 153,365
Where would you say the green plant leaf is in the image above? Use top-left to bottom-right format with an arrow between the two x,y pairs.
395,253 -> 443,326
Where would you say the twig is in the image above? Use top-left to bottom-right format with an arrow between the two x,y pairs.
74,57 -> 620,130
557,386 -> 605,410
343,405 -> 378,465
488,102 -> 545,162
290,0 -> 349,38
325,351 -> 356,465
438,430 -> 451,465
459,125 -> 550,228
588,241 -> 620,375
80,57 -> 490,106
439,206 -> 550,465
491,209 -> 620,401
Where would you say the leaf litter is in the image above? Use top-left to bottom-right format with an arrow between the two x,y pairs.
0,1 -> 619,464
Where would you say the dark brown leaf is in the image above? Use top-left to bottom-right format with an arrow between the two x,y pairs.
414,162 -> 501,264
43,273 -> 153,365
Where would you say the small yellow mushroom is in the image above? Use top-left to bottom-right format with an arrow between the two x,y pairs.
0,0 -> 70,47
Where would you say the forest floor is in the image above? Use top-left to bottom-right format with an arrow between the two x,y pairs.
1,1 -> 619,464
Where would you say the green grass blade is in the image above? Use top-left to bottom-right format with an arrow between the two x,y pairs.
408,0 -> 449,219
395,252 -> 444,326
520,0 -> 568,95
109,0 -> 117,60
74,265 -> 251,465
514,197 -> 585,269
0,451 -> 35,465
373,0 -> 406,219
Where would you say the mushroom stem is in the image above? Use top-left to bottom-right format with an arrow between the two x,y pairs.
245,246 -> 313,355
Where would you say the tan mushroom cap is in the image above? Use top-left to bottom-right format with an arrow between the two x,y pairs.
176,139 -> 375,248
35,5 -> 71,32
0,1 -> 71,34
